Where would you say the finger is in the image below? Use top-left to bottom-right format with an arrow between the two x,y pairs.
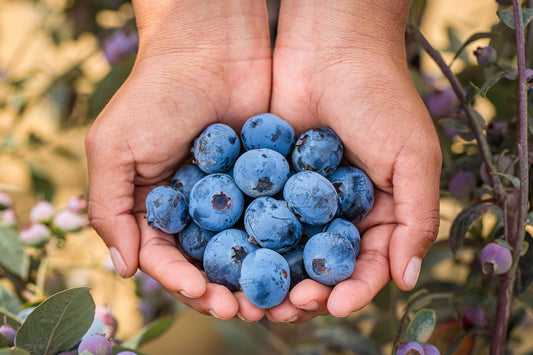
388,132 -> 441,291
172,283 -> 239,320
136,213 -> 207,298
327,223 -> 393,317
266,298 -> 302,323
234,291 -> 266,322
86,118 -> 139,278
289,279 -> 330,313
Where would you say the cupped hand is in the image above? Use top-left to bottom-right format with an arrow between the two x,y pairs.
85,1 -> 272,321
249,0 -> 442,323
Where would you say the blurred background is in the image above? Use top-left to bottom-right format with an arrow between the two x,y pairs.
0,0 -> 524,354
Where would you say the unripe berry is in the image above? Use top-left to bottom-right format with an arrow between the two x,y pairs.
102,28 -> 139,66
0,324 -> 16,346
0,191 -> 13,210
67,195 -> 87,213
29,200 -> 55,222
53,209 -> 88,232
474,46 -> 497,67
95,306 -> 118,338
448,171 -> 476,199
78,334 -> 112,355
422,344 -> 441,355
425,87 -> 459,118
1,208 -> 17,227
460,306 -> 489,330
396,341 -> 424,355
480,242 -> 512,275
19,223 -> 51,246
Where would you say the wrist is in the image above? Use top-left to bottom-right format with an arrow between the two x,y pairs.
276,0 -> 410,58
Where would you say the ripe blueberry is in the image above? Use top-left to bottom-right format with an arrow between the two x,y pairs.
177,221 -> 216,261
203,229 -> 259,291
396,341 -> 425,355
281,244 -> 308,289
244,197 -> 302,253
291,127 -> 343,176
78,334 -> 112,355
192,123 -> 240,174
303,232 -> 356,286
233,148 -> 290,198
188,174 -> 244,232
145,186 -> 189,234
171,164 -> 206,201
480,242 -> 512,275
240,248 -> 291,308
328,166 -> 374,222
283,171 -> 338,226
241,113 -> 295,156
325,218 -> 361,258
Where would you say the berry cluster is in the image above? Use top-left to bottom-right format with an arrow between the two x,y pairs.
145,113 -> 375,309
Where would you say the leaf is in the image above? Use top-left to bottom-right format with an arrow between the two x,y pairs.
449,202 -> 494,255
0,308 -> 21,329
404,309 -> 436,344
0,225 -> 28,279
0,349 -> 31,355
454,287 -> 490,305
438,117 -> 472,134
478,70 -> 516,98
121,315 -> 174,349
491,172 -> 520,189
0,284 -> 22,314
451,32 -> 494,63
497,8 -> 533,29
15,287 -> 95,355
29,166 -> 55,203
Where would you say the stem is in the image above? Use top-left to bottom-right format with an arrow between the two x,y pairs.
411,26 -> 507,203
490,1 -> 529,354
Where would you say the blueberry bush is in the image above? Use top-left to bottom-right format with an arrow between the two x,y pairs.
1,0 -> 533,354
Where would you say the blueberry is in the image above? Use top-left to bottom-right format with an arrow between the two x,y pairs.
283,171 -> 338,225
78,334 -> 112,355
281,244 -> 308,289
448,171 -> 475,199
233,148 -> 290,198
188,174 -> 244,232
325,218 -> 361,258
328,166 -> 374,222
0,324 -> 15,346
240,113 -> 295,156
291,127 -> 343,176
425,87 -> 459,118
480,242 -> 512,275
396,341 -> 425,355
244,197 -> 302,253
177,221 -> 216,261
192,123 -> 240,174
145,186 -> 190,234
460,306 -> 488,330
474,46 -> 497,67
203,229 -> 259,291
301,223 -> 326,241
170,164 -> 206,200
240,248 -> 291,308
422,344 -> 441,355
303,232 -> 356,286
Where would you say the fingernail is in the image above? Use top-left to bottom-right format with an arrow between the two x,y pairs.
283,315 -> 298,323
179,290 -> 195,298
236,313 -> 251,322
209,309 -> 221,319
403,257 -> 422,289
109,247 -> 127,277
297,300 -> 319,311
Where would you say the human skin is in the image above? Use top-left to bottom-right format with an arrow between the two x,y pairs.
85,0 -> 441,323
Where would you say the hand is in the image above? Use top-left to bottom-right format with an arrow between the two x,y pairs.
251,0 -> 442,323
85,1 -> 272,320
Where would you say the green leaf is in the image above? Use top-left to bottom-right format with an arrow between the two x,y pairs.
449,202 -> 494,255
15,287 -> 95,355
438,117 -> 472,134
491,172 -> 520,189
0,225 -> 28,279
0,308 -> 21,329
0,349 -> 31,355
454,287 -> 490,305
0,335 -> 8,347
29,166 -> 55,203
494,238 -> 513,250
88,55 -> 135,119
451,32 -> 494,63
478,70 -> 516,98
497,8 -> 533,29
121,315 -> 174,349
0,285 -> 22,314
404,309 -> 436,344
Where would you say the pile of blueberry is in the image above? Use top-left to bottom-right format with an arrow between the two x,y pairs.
145,113 -> 374,309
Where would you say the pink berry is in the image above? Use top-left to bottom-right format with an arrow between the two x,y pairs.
53,209 -> 88,232
19,223 -> 51,246
449,171 -> 476,199
78,334 -> 112,355
30,200 -> 55,222
0,324 -> 16,346
481,242 -> 512,275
